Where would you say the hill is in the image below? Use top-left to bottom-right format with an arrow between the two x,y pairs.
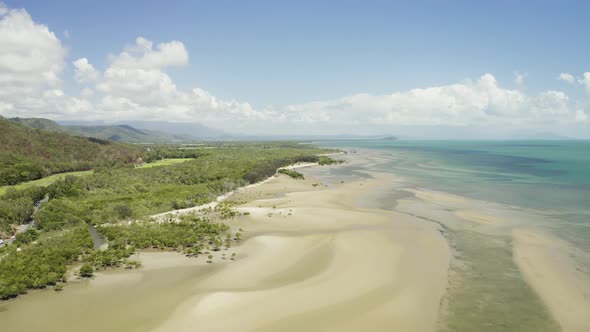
10,117 -> 191,143
0,117 -> 145,186
119,120 -> 232,140
58,119 -> 232,140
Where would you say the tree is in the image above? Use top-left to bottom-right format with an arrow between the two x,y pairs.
79,263 -> 94,277
114,204 -> 133,219
207,254 -> 213,263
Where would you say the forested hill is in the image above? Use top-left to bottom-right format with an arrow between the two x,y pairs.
0,117 -> 145,186
9,117 -> 190,143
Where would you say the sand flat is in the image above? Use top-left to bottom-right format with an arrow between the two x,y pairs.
152,173 -> 451,332
513,229 -> 590,332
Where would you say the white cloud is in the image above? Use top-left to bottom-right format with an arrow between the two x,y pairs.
110,37 -> 188,69
73,58 -> 100,83
80,87 -> 94,98
263,74 -> 580,134
0,6 -> 66,99
575,110 -> 589,123
514,71 -> 526,87
558,73 -> 575,84
80,36 -> 259,124
0,4 -> 69,120
580,72 -> 590,94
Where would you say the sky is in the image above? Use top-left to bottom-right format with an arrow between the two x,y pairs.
1,0 -> 589,138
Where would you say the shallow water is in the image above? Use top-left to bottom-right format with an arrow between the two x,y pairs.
320,140 -> 590,260
319,140 -> 590,331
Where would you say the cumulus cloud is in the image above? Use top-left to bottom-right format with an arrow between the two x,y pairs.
266,74 -> 580,134
75,36 -> 259,124
559,73 -> 575,84
110,37 -> 188,69
73,58 -> 100,83
0,4 -> 73,121
0,5 -> 66,99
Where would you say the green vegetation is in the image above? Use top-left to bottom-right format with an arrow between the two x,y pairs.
79,263 -> 94,278
29,144 -> 328,228
0,117 -> 143,186
0,170 -> 93,196
0,141 -> 336,300
0,224 -> 94,299
0,186 -> 47,235
278,168 -> 305,179
135,158 -> 194,169
318,156 -> 344,165
98,213 -> 229,252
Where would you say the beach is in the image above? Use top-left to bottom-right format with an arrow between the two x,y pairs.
2,149 -> 589,332
152,166 -> 451,332
0,154 -> 450,332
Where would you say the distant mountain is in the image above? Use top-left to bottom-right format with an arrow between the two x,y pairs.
0,117 -> 143,186
58,120 -> 232,140
240,134 -> 399,141
124,121 -> 233,140
11,118 -> 192,143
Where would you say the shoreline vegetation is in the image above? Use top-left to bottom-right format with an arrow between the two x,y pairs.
277,168 -> 305,179
0,142 -> 342,300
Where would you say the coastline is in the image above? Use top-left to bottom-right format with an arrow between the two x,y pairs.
3,149 -> 587,332
152,168 -> 451,332
150,162 -> 320,220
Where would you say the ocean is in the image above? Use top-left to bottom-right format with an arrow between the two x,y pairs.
317,139 -> 590,331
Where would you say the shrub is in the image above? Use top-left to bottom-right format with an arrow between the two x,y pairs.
79,263 -> 94,277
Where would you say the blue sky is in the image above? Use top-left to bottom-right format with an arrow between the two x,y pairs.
1,0 -> 589,137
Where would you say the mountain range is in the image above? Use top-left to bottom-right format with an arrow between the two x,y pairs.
9,118 -> 231,143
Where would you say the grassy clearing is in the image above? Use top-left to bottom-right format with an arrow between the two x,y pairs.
136,158 -> 194,169
0,170 -> 93,196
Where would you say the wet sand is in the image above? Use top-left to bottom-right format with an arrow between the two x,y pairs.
152,172 -> 451,332
396,185 -> 586,332
513,229 -> 590,332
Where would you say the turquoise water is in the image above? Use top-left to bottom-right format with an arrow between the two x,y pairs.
321,140 -> 590,251
318,140 -> 590,331
321,139 -> 590,220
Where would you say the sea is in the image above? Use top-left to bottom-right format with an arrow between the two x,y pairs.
317,139 -> 590,331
